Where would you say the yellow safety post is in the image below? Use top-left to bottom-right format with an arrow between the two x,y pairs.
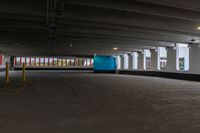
22,63 -> 26,81
5,62 -> 9,84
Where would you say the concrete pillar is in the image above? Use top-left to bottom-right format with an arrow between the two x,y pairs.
167,47 -> 176,72
120,55 -> 124,69
123,54 -> 129,69
150,49 -> 158,71
189,44 -> 200,74
10,56 -> 15,70
116,55 -> 121,70
132,52 -> 138,69
5,62 -> 10,84
128,54 -> 133,70
138,52 -> 144,70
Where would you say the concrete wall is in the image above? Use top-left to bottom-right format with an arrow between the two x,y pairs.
117,45 -> 200,75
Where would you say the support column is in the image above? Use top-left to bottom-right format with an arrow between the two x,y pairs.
132,52 -> 138,69
123,54 -> 128,69
150,49 -> 158,71
128,53 -> 133,70
116,55 -> 121,70
34,57 -> 36,66
138,52 -> 144,70
167,47 -> 176,72
39,58 -> 41,66
120,55 -> 124,69
189,44 -> 200,74
48,58 -> 50,66
29,57 -> 31,66
10,56 -> 15,70
52,58 -> 54,66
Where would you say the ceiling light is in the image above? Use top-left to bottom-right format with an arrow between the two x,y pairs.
113,47 -> 118,50
197,27 -> 200,30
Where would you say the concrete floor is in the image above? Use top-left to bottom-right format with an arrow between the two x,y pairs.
0,71 -> 200,133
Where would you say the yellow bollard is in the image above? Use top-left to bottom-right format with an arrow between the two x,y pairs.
22,63 -> 26,81
5,62 -> 9,84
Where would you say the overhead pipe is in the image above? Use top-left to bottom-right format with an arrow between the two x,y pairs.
46,0 -> 65,47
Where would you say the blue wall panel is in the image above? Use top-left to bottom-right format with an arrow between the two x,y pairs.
93,55 -> 116,71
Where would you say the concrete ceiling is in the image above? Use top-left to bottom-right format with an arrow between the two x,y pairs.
1,0 -> 200,56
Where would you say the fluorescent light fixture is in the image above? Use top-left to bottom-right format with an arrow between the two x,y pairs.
113,47 -> 118,50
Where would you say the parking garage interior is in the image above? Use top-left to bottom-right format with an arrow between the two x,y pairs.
0,0 -> 200,132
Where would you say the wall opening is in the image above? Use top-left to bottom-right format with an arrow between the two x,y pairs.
157,47 -> 167,70
14,57 -> 94,68
143,49 -> 151,70
176,43 -> 189,71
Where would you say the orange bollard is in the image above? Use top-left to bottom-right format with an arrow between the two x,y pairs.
5,62 -> 9,84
